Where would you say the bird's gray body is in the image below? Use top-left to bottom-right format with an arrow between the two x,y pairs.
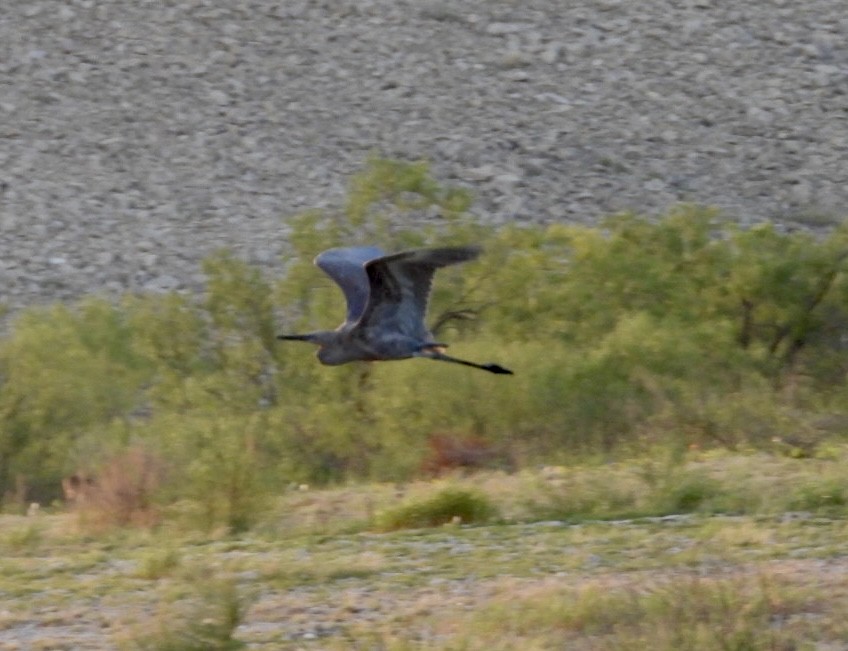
278,246 -> 513,375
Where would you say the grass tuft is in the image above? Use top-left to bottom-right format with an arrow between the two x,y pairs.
120,578 -> 249,651
374,488 -> 499,531
1,522 -> 44,553
659,470 -> 723,513
134,547 -> 182,580
790,476 -> 848,512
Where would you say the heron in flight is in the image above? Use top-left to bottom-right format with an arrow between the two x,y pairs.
278,246 -> 513,375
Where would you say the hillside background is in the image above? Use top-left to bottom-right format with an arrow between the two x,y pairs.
2,0 -> 847,313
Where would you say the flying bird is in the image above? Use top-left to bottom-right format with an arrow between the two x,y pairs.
278,246 -> 513,375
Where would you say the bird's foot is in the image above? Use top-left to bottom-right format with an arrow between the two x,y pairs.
419,342 -> 449,352
482,363 -> 514,375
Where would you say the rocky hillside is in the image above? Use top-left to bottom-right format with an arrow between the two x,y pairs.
2,0 -> 846,312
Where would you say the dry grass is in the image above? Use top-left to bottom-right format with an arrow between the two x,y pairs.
2,451 -> 848,649
367,563 -> 847,650
66,446 -> 166,532
266,448 -> 848,533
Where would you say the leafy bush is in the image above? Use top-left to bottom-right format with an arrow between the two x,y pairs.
0,300 -> 152,503
659,470 -> 723,513
374,488 -> 499,531
2,157 -> 848,528
790,477 -> 848,512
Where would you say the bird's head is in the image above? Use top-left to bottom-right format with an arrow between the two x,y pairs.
278,330 -> 352,365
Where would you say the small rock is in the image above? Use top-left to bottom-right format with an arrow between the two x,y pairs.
501,69 -> 530,82
208,89 -> 230,105
540,42 -> 562,64
500,51 -> 533,69
140,253 -> 159,268
789,180 -> 813,203
494,173 -> 522,185
485,22 -> 530,36
144,275 -> 180,292
464,165 -> 498,182
747,106 -> 773,124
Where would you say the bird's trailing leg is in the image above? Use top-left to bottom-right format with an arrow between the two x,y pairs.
420,349 -> 513,375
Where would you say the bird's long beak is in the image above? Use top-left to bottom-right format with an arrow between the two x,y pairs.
277,334 -> 314,342
278,331 -> 334,348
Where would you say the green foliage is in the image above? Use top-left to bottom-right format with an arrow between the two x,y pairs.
374,488 -> 499,531
0,299 -> 151,501
147,413 -> 268,534
135,547 -> 182,580
2,157 -> 848,530
659,470 -> 723,513
1,522 -> 44,552
790,477 -> 848,512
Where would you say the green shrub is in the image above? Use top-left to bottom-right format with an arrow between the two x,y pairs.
135,547 -> 182,580
151,414 -> 268,534
374,488 -> 499,531
659,471 -> 723,513
1,522 -> 44,553
790,477 -> 848,512
2,157 -> 848,519
0,299 -> 152,502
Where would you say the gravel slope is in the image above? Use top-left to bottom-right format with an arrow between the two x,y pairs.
2,0 -> 847,312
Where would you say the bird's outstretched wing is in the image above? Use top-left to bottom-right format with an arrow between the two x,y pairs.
314,246 -> 385,325
359,246 -> 481,336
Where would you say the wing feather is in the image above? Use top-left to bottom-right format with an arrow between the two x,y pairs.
314,246 -> 385,325
358,246 -> 481,337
